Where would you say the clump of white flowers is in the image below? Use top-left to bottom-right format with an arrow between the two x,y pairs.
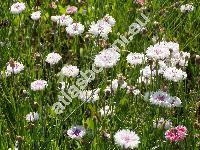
180,4 -> 194,13
61,65 -> 79,77
67,125 -> 86,139
26,112 -> 39,122
94,48 -> 120,68
153,118 -> 172,129
45,52 -> 62,65
31,80 -> 48,91
79,88 -> 100,103
114,129 -> 140,149
148,90 -> 182,108
66,22 -> 84,36
10,2 -> 26,14
126,52 -> 146,65
6,61 -> 24,74
31,11 -> 41,21
57,14 -> 73,26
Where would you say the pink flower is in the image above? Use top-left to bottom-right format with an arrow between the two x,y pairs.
135,0 -> 145,6
165,125 -> 187,142
66,6 -> 78,14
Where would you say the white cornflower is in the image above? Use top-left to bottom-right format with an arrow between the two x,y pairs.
89,20 -> 112,38
99,105 -> 114,116
114,129 -> 140,149
31,11 -> 41,21
61,65 -> 79,77
163,67 -> 187,82
146,43 -> 170,60
180,4 -> 194,13
51,16 -> 60,22
6,61 -> 24,74
149,91 -> 182,108
31,80 -> 48,91
67,125 -> 86,139
94,48 -> 120,68
45,52 -> 62,65
26,112 -> 39,122
10,2 -> 26,14
57,15 -> 73,26
79,88 -> 100,103
153,118 -> 172,129
126,52 -> 145,65
102,14 -> 116,26
66,22 -> 84,36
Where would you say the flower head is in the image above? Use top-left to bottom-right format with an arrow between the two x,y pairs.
6,61 -> 24,74
149,90 -> 182,108
66,22 -> 84,36
31,11 -> 41,20
61,65 -> 79,77
102,14 -> 116,26
31,80 -> 48,91
114,129 -> 140,149
45,52 -> 62,65
10,2 -> 26,14
67,125 -> 86,139
57,15 -> 73,26
165,125 -> 187,142
66,6 -> 78,14
26,112 -> 39,122
89,20 -> 112,38
163,67 -> 187,82
94,48 -> 120,68
127,52 -> 146,65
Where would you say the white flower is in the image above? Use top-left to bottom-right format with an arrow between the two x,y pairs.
66,22 -> 84,36
146,42 -> 170,60
149,91 -> 182,108
79,88 -> 100,103
6,61 -> 24,74
67,125 -> 86,139
94,48 -> 120,68
114,129 -> 140,149
109,79 -> 127,92
45,52 -> 62,65
99,105 -> 114,116
26,112 -> 39,122
180,4 -> 194,13
163,67 -> 187,82
10,2 -> 26,14
31,11 -> 41,20
102,14 -> 116,26
126,52 -> 145,65
89,20 -> 112,38
57,15 -> 73,26
31,80 -> 48,91
153,118 -> 172,129
61,65 -> 79,77
51,16 -> 60,22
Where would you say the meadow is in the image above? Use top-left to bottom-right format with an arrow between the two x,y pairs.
0,0 -> 200,149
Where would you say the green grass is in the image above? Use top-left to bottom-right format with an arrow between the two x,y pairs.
0,0 -> 200,149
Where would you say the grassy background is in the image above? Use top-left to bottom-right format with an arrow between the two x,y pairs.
0,0 -> 200,149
